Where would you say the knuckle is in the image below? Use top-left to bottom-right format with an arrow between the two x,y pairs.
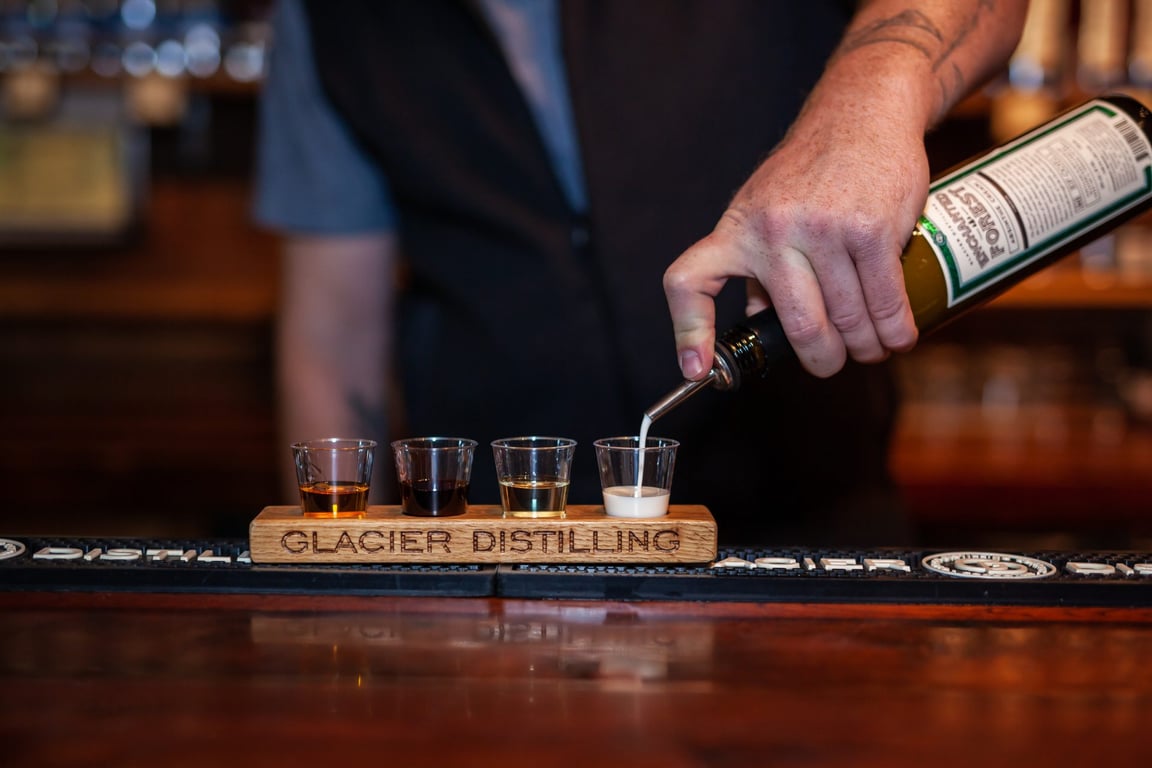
843,215 -> 887,258
869,294 -> 909,324
785,316 -> 828,350
726,204 -> 790,248
868,296 -> 919,351
827,305 -> 872,336
661,263 -> 691,296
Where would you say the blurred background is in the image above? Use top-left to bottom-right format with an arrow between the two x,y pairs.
0,0 -> 1150,548
0,0 -> 276,538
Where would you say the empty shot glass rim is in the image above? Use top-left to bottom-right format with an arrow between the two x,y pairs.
491,436 -> 578,450
291,437 -> 378,451
391,436 -> 479,451
593,436 -> 680,451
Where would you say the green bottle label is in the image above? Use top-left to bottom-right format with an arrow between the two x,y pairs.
920,99 -> 1152,306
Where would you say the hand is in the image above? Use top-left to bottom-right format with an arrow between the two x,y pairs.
664,100 -> 925,379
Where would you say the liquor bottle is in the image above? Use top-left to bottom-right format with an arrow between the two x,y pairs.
646,93 -> 1152,422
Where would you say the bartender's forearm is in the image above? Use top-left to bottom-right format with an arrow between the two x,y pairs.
277,233 -> 396,500
662,1 -> 1028,380
819,0 -> 1029,130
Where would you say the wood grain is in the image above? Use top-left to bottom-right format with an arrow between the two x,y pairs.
249,504 -> 718,564
3,591 -> 1152,766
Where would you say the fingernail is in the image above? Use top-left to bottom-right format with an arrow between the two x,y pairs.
679,350 -> 705,379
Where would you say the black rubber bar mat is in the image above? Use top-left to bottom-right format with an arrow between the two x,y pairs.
0,536 -> 494,597
3,537 -> 1152,605
495,547 -> 1152,606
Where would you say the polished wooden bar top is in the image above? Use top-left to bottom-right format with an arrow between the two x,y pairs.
3,592 -> 1151,765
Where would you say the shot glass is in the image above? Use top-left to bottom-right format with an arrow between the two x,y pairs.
593,436 -> 679,518
491,436 -> 577,518
391,437 -> 477,517
291,438 -> 377,518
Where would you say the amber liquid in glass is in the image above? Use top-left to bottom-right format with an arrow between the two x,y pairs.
299,481 -> 369,518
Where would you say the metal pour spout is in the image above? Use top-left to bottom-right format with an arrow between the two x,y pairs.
643,309 -> 782,424
644,367 -> 723,423
644,370 -> 716,422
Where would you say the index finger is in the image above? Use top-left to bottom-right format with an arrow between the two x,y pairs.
663,229 -> 751,380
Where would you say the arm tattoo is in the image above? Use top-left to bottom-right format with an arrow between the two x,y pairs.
839,2 -> 997,104
840,9 -> 943,62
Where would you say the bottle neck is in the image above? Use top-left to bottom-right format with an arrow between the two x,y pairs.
642,313 -> 783,422
713,323 -> 770,390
